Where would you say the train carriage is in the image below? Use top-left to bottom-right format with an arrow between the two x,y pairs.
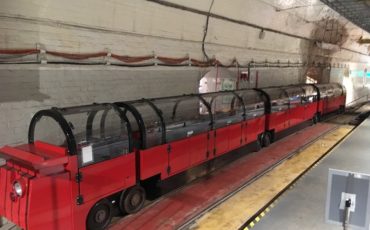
0,104 -> 139,230
116,89 -> 266,184
316,83 -> 346,115
116,95 -> 213,182
0,83 -> 346,230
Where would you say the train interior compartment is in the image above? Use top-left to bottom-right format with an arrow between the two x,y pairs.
316,83 -> 345,114
118,100 -> 164,149
282,86 -> 306,126
151,95 -> 212,143
48,104 -> 131,167
283,86 -> 304,109
262,87 -> 290,112
301,84 -> 318,103
261,87 -> 290,132
201,92 -> 244,128
234,89 -> 265,120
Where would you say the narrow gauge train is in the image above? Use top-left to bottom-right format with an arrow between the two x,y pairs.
0,83 -> 345,230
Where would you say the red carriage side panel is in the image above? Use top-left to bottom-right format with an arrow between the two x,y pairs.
141,132 -> 210,180
333,97 -> 340,111
304,102 -> 317,120
325,97 -> 332,113
243,116 -> 265,144
228,123 -> 243,151
288,105 -> 305,127
0,167 -> 6,215
318,99 -> 325,115
79,153 -> 136,203
332,95 -> 345,111
339,95 -> 346,107
267,111 -> 288,132
0,144 -> 70,230
189,132 -> 210,167
27,173 -> 73,230
139,145 -> 168,180
326,97 -> 336,113
168,139 -> 191,175
214,127 -> 229,156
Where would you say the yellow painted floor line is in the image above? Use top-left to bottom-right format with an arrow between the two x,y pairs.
192,125 -> 354,230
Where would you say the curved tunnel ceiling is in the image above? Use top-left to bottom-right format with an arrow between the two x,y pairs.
321,0 -> 370,34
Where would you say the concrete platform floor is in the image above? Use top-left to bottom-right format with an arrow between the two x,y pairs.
192,125 -> 353,230
251,119 -> 370,230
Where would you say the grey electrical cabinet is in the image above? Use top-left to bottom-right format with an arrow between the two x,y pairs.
325,168 -> 370,230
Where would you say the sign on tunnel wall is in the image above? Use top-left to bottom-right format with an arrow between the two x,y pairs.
221,78 -> 235,91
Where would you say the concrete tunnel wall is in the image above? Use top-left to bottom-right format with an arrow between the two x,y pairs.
0,0 -> 370,146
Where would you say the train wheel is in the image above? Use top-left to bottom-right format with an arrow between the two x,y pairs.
312,115 -> 317,125
255,136 -> 262,151
313,113 -> 320,124
262,133 -> 271,147
86,199 -> 112,230
120,185 -> 146,214
339,105 -> 345,114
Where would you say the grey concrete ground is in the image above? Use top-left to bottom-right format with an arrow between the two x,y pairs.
253,117 -> 370,230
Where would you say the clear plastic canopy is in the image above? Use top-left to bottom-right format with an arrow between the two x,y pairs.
234,89 -> 265,119
119,100 -> 163,148
152,95 -> 212,142
29,104 -> 131,166
301,84 -> 318,103
282,86 -> 304,108
316,83 -> 344,99
261,87 -> 289,112
29,83 -> 343,155
201,92 -> 244,128
117,96 -> 213,147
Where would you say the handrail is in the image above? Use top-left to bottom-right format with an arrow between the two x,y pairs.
28,109 -> 77,155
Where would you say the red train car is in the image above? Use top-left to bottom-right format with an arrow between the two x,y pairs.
256,84 -> 320,145
316,83 -> 346,117
0,83 -> 345,230
0,104 -> 137,230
